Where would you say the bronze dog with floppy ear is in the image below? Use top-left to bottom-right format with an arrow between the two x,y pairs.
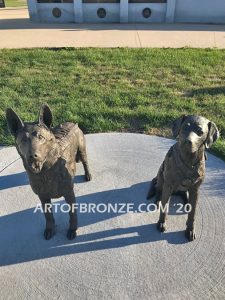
6,104 -> 92,240
147,115 -> 219,241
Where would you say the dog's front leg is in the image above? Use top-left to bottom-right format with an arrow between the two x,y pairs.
64,190 -> 78,240
39,197 -> 55,240
157,183 -> 172,232
185,183 -> 200,241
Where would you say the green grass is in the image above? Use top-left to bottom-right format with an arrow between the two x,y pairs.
1,48 -> 225,159
4,0 -> 27,7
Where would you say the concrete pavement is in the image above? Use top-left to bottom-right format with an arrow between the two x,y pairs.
1,8 -> 225,48
0,133 -> 225,299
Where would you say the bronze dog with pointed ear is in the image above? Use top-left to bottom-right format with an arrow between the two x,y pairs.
147,115 -> 219,241
6,104 -> 92,240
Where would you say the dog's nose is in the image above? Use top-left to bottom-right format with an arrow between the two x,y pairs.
30,153 -> 39,160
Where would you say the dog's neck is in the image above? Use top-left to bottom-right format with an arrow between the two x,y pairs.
43,143 -> 61,171
177,143 -> 205,169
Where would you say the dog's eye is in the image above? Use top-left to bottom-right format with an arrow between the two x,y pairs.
184,123 -> 191,131
196,129 -> 203,136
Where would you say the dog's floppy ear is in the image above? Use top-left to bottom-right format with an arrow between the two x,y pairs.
172,115 -> 187,138
205,121 -> 219,149
39,104 -> 53,128
6,108 -> 24,137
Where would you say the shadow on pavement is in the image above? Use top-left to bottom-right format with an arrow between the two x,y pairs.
0,171 -> 87,190
0,177 -> 189,266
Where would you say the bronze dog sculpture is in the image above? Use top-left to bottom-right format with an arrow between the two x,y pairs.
147,115 -> 219,241
6,104 -> 92,240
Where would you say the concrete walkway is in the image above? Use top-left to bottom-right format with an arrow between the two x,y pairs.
0,133 -> 225,299
1,8 -> 225,48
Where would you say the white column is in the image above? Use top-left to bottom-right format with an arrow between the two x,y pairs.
27,0 -> 39,21
120,0 -> 128,23
74,0 -> 83,23
166,0 -> 176,23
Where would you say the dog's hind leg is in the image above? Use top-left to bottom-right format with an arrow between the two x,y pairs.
77,131 -> 92,181
146,177 -> 157,200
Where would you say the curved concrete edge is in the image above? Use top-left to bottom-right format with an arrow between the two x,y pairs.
1,133 -> 225,172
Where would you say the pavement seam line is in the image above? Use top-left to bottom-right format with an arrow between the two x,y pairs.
0,157 -> 20,174
136,28 -> 142,48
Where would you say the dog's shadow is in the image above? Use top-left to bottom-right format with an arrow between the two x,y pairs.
0,174 -> 189,267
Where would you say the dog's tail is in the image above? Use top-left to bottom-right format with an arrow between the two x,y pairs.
146,177 -> 157,200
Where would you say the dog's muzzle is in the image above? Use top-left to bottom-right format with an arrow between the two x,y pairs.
28,159 -> 45,174
183,138 -> 199,153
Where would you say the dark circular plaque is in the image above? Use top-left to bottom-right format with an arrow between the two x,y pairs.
142,8 -> 151,19
52,7 -> 62,18
97,8 -> 106,19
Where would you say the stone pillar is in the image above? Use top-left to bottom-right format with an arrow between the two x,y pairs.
166,0 -> 176,23
120,0 -> 128,23
27,0 -> 39,21
74,0 -> 83,23
0,0 -> 5,8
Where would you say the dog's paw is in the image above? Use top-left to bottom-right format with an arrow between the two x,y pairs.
185,228 -> 196,241
157,221 -> 166,232
44,228 -> 55,240
85,173 -> 92,181
67,229 -> 77,240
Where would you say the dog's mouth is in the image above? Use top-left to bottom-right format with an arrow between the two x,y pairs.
28,159 -> 45,174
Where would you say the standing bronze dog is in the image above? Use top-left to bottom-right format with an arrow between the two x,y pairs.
147,115 -> 219,241
6,104 -> 92,240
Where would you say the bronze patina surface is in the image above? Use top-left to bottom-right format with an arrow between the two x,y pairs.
6,104 -> 92,240
147,115 -> 219,241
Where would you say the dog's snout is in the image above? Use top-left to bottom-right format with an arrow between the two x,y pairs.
30,153 -> 39,160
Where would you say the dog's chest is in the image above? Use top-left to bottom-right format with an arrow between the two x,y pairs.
164,145 -> 205,191
27,159 -> 75,198
177,168 -> 203,191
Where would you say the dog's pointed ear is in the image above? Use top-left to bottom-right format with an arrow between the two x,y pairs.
172,115 -> 187,138
6,108 -> 24,137
39,104 -> 53,128
205,121 -> 219,149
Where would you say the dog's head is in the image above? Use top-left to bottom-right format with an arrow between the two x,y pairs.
6,104 -> 56,174
172,115 -> 219,153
